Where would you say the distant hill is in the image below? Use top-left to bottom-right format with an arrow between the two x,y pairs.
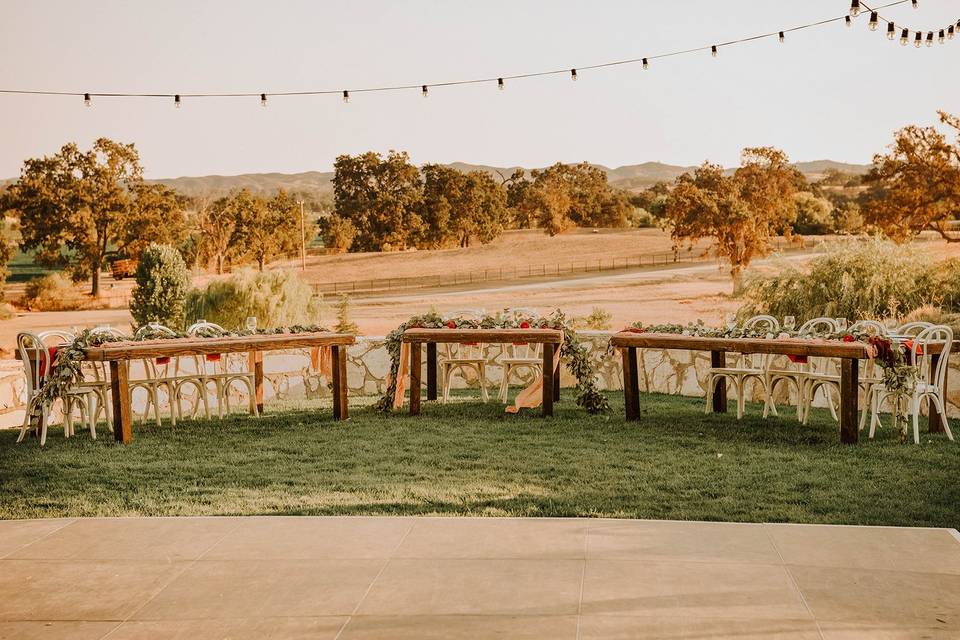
3,159 -> 872,199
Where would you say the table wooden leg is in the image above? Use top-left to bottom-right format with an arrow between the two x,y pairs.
622,347 -> 641,421
542,343 -> 554,417
409,342 -> 422,416
929,353 -> 946,433
109,360 -> 132,445
249,351 -> 264,415
332,345 -> 348,421
553,358 -> 561,402
711,350 -> 727,413
426,342 -> 437,401
840,357 -> 859,444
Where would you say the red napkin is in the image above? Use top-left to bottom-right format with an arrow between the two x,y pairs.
787,355 -> 808,364
37,346 -> 58,377
155,357 -> 171,365
205,354 -> 222,362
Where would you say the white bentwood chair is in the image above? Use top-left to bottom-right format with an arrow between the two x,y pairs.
16,331 -> 94,445
705,315 -> 780,419
185,320 -> 258,417
764,317 -> 839,422
440,309 -> 489,403
498,307 -> 543,402
867,325 -> 954,444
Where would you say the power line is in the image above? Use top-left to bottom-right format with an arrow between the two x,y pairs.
0,0 -> 954,105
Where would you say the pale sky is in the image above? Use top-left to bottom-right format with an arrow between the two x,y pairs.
0,0 -> 956,179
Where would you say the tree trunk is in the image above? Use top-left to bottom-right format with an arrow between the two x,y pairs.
258,256 -> 265,271
731,266 -> 744,296
91,267 -> 100,297
216,254 -> 224,275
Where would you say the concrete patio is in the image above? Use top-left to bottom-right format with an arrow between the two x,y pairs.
1,516 -> 958,639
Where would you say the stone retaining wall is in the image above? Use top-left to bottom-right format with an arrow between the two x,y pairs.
2,332 -> 958,427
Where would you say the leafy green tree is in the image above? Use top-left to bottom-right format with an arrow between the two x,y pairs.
231,189 -> 302,270
792,191 -> 834,235
332,151 -> 423,251
191,195 -> 238,274
664,147 -> 798,293
130,243 -> 191,330
335,294 -> 360,334
860,110 -> 960,243
419,165 -> 506,248
121,183 -> 189,259
318,214 -> 357,252
0,214 -> 11,301
2,139 -> 143,296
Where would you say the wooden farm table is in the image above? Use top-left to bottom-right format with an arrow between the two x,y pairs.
609,332 -> 951,445
401,328 -> 564,416
81,332 -> 356,444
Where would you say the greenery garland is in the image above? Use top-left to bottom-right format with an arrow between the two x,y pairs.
26,324 -> 330,423
377,309 -> 609,414
622,320 -> 919,438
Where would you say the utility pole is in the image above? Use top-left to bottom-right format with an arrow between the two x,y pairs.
298,199 -> 306,271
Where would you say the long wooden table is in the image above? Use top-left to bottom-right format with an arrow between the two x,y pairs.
402,328 -> 564,416
81,332 -> 356,444
609,332 -> 951,445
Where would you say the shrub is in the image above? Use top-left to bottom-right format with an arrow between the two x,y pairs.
185,269 -> 322,331
572,307 -> 613,330
932,258 -> 960,314
738,238 -> 934,322
0,303 -> 14,320
320,215 -> 356,253
130,243 -> 191,330
334,294 -> 360,334
899,304 -> 960,334
20,273 -> 84,311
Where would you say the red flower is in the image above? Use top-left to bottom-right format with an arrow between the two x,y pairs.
842,334 -> 855,342
519,321 -> 530,329
446,321 -> 456,329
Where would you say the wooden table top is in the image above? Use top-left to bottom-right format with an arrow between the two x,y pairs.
81,332 -> 356,361
402,327 -> 564,344
610,331 -> 878,358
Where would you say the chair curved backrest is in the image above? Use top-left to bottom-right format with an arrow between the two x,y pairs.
895,321 -> 933,337
913,325 -> 953,390
848,320 -> 887,336
742,315 -> 780,333
17,332 -> 52,401
186,321 -> 230,337
797,317 -> 838,336
442,311 -> 486,360
134,322 -> 179,340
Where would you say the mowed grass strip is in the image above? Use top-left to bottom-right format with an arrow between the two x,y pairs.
1,392 -> 957,527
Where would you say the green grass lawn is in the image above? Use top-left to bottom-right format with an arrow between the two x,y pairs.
1,392 -> 958,527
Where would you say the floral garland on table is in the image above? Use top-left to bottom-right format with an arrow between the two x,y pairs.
620,320 -> 919,438
26,324 -> 330,422
376,309 -> 610,414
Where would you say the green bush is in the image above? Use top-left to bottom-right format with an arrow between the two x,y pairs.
738,239 -> 935,322
185,269 -> 322,331
130,243 -> 191,330
20,273 -> 84,311
572,306 -> 613,330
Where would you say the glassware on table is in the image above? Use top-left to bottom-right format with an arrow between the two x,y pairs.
835,317 -> 848,331
725,313 -> 737,331
784,316 -> 796,332
245,316 -> 258,333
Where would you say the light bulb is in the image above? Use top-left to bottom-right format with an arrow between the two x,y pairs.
422,84 -> 428,98
901,28 -> 910,45
887,22 -> 896,39
642,58 -> 648,70
778,31 -> 785,43
939,29 -> 945,44
498,77 -> 504,90
926,31 -> 933,46
850,0 -> 860,17
949,26 -> 956,39
342,90 -> 349,103
711,45 -> 718,57
174,94 -> 181,108
83,93 -> 91,107
260,93 -> 267,107
845,16 -> 852,28
912,0 -> 918,8
915,31 -> 922,47
869,12 -> 878,30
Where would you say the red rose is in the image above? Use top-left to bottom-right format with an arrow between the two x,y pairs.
842,334 -> 855,342
446,321 -> 456,329
520,321 -> 530,329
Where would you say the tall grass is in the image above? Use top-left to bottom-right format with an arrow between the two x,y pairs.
738,239 -> 951,322
185,269 -> 323,330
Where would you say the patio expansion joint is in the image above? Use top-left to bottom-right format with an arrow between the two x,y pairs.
574,524 -> 589,640
332,518 -> 417,640
762,523 -> 826,640
97,517 -> 247,640
0,518 -> 77,560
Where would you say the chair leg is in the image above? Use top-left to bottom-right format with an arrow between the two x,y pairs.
933,396 -> 954,441
40,406 -> 49,447
499,365 -> 510,403
478,364 -> 488,403
704,375 -> 714,415
441,365 -> 451,404
735,377 -> 745,420
911,397 -> 921,444
87,393 -> 97,440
